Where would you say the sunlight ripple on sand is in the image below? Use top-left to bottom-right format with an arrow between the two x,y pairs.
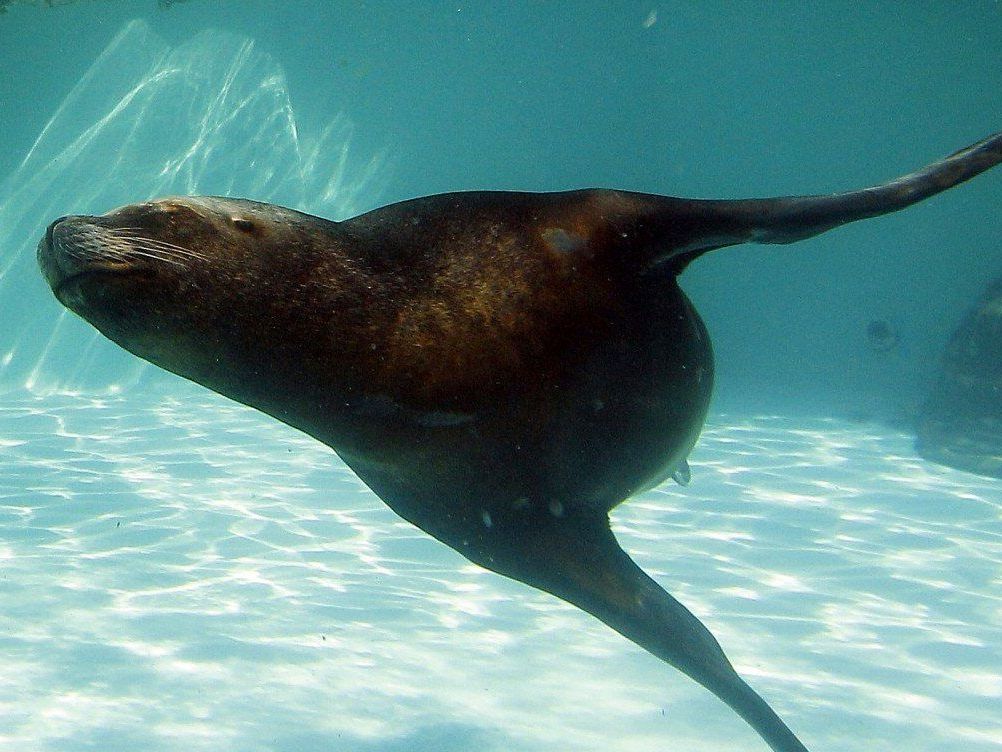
1,393 -> 999,751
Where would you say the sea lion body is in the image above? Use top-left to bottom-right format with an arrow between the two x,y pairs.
38,132 -> 1002,752
917,275 -> 1002,478
41,191 -> 713,553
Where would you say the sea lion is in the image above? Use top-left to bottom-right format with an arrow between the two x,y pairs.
917,274 -> 1002,478
38,131 -> 1002,752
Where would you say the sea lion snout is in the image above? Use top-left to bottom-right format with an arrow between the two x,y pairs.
44,214 -> 69,250
38,214 -> 77,273
38,215 -> 142,304
37,215 -> 96,295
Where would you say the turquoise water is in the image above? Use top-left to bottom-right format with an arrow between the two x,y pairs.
1,3 -> 1000,751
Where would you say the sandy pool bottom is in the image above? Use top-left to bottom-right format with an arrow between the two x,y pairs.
0,388 -> 999,751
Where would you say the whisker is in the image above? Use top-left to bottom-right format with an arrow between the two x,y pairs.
104,230 -> 210,262
130,245 -> 208,264
101,238 -> 195,268
120,249 -> 187,268
107,228 -> 197,248
139,242 -> 209,258
65,226 -> 214,269
122,242 -> 193,259
127,242 -> 207,259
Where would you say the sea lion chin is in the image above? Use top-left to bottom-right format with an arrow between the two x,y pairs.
39,131 -> 1002,752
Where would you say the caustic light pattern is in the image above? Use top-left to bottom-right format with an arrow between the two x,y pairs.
1,391 -> 999,752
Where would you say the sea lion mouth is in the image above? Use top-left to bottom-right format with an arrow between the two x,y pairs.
52,267 -> 151,306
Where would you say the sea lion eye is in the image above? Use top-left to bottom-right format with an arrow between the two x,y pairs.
232,217 -> 256,233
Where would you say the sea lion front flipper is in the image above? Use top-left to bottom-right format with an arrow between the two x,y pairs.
491,509 -> 809,752
671,458 -> 691,486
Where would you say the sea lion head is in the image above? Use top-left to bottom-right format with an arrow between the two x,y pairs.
37,196 -> 357,401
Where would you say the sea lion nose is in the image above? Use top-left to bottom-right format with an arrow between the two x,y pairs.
45,215 -> 70,249
37,215 -> 81,291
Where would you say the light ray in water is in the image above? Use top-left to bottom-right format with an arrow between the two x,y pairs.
0,20 -> 388,396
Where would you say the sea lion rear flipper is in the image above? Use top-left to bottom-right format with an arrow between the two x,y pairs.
590,130 -> 1002,272
716,129 -> 1002,247
497,511 -> 809,752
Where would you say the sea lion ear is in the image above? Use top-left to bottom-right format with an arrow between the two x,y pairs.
230,216 -> 258,235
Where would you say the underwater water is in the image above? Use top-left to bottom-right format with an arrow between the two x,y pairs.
1,2 -> 1000,751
